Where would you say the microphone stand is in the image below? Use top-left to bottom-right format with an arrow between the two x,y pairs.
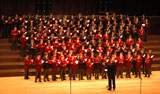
70,71 -> 72,94
140,77 -> 142,94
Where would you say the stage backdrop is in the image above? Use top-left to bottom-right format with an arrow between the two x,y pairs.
0,0 -> 159,16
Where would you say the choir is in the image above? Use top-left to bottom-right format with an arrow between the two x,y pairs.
4,12 -> 153,82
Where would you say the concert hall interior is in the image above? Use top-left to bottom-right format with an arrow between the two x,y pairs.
0,0 -> 160,94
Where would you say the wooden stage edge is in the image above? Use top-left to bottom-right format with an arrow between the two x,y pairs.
0,71 -> 160,94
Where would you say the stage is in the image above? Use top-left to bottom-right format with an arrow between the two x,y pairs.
0,71 -> 160,94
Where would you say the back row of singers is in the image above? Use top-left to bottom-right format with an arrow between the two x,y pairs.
24,49 -> 153,82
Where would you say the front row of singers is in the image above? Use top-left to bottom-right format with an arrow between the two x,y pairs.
24,51 -> 153,82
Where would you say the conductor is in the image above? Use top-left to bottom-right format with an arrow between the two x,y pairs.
106,55 -> 117,90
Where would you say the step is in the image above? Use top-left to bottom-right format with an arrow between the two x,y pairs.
151,64 -> 160,71
0,49 -> 19,52
0,56 -> 23,62
147,37 -> 160,40
0,62 -> 36,69
153,60 -> 160,64
146,40 -> 160,43
0,43 -> 12,49
0,43 -> 21,49
0,50 -> 20,56
144,45 -> 160,48
0,38 -> 12,43
147,35 -> 160,39
145,48 -> 160,51
0,69 -> 35,77
144,42 -> 160,46
0,64 -> 35,69
0,51 -> 20,55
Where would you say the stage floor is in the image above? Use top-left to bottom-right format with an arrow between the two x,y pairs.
0,71 -> 160,94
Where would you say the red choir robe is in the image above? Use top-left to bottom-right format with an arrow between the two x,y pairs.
59,58 -> 68,69
35,57 -> 42,71
136,57 -> 143,69
20,36 -> 28,48
45,46 -> 54,57
106,47 -> 113,54
86,62 -> 93,72
89,56 -> 95,62
109,41 -> 116,48
136,40 -> 143,48
145,56 -> 152,68
24,58 -> 33,69
11,30 -> 18,41
96,47 -> 103,53
69,57 -> 78,70
52,41 -> 60,48
50,58 -> 57,71
126,38 -> 135,48
117,56 -> 125,68
116,40 -> 124,47
138,29 -> 145,40
37,42 -> 45,53
125,55 -> 133,68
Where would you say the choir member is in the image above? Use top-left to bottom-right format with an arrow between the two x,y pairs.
125,35 -> 135,48
96,44 -> 103,53
117,52 -> 124,78
43,53 -> 50,82
135,54 -> 143,78
50,54 -> 58,81
86,58 -> 93,80
24,54 -> 33,79
141,48 -> 146,74
20,33 -> 28,57
148,49 -> 154,74
29,40 -> 36,59
78,53 -> 85,80
138,26 -> 145,41
125,51 -> 133,78
69,55 -> 77,80
59,55 -> 67,81
145,54 -> 152,77
87,44 -> 94,56
102,56 -> 110,79
37,39 -> 45,56
132,51 -> 137,75
94,55 -> 101,80
35,54 -> 43,82
137,37 -> 143,48
11,26 -> 19,50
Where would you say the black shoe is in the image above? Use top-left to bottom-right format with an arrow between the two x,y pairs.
108,88 -> 111,91
35,80 -> 37,82
47,80 -> 50,82
113,88 -> 115,90
44,80 -> 46,82
39,80 -> 42,82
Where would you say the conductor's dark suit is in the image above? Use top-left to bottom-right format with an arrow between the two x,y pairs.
107,62 -> 117,90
